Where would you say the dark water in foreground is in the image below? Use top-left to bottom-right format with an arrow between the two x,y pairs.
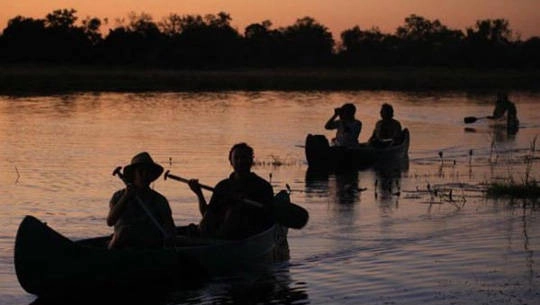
1,91 -> 539,304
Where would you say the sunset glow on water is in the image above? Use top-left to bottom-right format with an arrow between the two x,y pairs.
1,91 -> 539,304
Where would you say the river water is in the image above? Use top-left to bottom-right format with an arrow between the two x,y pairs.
1,91 -> 539,305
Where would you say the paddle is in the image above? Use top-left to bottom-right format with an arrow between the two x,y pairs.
164,170 -> 309,229
464,116 -> 488,124
112,166 -> 169,238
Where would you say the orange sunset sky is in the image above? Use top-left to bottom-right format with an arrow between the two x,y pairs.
1,0 -> 540,39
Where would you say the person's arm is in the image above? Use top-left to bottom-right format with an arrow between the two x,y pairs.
352,120 -> 362,142
488,103 -> 506,119
188,179 -> 208,217
371,121 -> 382,140
324,108 -> 340,130
159,197 -> 176,245
393,120 -> 403,140
106,187 -> 134,226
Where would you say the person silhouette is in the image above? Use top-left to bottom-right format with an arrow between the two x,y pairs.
324,103 -> 362,147
369,103 -> 403,147
487,92 -> 519,134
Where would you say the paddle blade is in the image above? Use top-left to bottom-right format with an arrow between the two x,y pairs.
272,190 -> 309,229
464,116 -> 478,124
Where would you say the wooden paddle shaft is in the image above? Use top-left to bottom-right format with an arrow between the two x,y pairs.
164,170 -> 263,208
164,170 -> 214,191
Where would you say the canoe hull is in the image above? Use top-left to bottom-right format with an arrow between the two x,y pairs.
15,215 -> 288,298
305,128 -> 410,171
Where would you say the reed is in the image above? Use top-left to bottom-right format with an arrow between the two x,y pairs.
487,137 -> 539,200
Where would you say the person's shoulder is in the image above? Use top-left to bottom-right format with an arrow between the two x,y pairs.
250,172 -> 270,183
111,189 -> 124,200
249,172 -> 272,188
214,177 -> 232,191
150,189 -> 168,201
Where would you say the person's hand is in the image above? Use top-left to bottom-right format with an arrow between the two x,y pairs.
334,107 -> 341,116
124,183 -> 136,198
227,192 -> 246,206
188,179 -> 203,196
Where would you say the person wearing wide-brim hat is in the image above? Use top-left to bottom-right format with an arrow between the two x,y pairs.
122,152 -> 164,183
107,152 -> 176,249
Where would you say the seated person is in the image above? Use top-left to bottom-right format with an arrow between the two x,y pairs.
107,152 -> 176,249
188,143 -> 274,239
369,103 -> 402,147
488,92 -> 519,133
324,103 -> 362,147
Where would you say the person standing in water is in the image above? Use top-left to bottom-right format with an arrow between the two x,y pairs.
488,92 -> 519,134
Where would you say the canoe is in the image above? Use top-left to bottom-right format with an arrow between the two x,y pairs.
305,128 -> 410,171
15,215 -> 289,298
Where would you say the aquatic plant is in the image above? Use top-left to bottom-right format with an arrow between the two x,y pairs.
486,180 -> 540,199
486,137 -> 539,200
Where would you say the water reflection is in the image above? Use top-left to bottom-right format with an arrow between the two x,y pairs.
2,91 -> 539,305
305,169 -> 361,205
464,123 -> 518,143
30,264 -> 309,305
305,157 -> 409,206
374,157 -> 408,205
185,266 -> 309,305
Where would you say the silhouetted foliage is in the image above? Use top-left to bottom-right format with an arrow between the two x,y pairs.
0,16 -> 47,61
244,20 -> 285,67
100,12 -> 165,65
0,9 -> 98,63
1,9 -> 539,68
463,18 -> 516,67
281,17 -> 335,66
395,15 -> 464,65
340,26 -> 396,66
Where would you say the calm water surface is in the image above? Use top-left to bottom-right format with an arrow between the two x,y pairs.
1,91 -> 539,305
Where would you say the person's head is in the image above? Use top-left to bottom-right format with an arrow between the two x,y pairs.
339,103 -> 356,119
228,143 -> 254,174
380,103 -> 394,120
497,91 -> 509,102
123,152 -> 164,186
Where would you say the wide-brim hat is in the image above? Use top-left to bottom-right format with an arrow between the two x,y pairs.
123,152 -> 164,183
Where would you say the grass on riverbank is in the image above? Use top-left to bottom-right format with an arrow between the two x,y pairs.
1,65 -> 540,94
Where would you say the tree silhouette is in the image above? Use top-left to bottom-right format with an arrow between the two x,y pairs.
464,18 -> 515,67
395,14 -> 464,65
281,17 -> 335,66
160,12 -> 243,68
0,16 -> 47,61
101,12 -> 165,65
0,9 -> 539,68
244,20 -> 286,66
340,26 -> 395,66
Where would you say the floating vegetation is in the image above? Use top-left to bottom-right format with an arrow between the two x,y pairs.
486,137 -> 539,201
403,182 -> 470,209
253,154 -> 300,167
486,180 -> 540,199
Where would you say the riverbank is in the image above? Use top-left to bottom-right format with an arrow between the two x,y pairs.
1,65 -> 539,94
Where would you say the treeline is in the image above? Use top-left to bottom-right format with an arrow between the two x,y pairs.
1,9 -> 539,68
